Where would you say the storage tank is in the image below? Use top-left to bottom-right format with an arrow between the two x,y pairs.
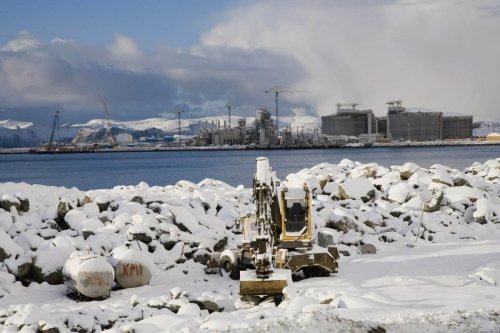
109,245 -> 153,288
62,251 -> 115,299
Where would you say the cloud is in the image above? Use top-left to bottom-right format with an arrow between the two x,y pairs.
0,31 -> 302,123
1,1 -> 499,124
1,31 -> 39,52
201,0 -> 500,119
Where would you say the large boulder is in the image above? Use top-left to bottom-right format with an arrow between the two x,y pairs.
339,177 -> 375,202
0,229 -> 24,262
423,190 -> 443,213
400,162 -> 420,180
388,183 -> 413,204
170,205 -> 201,234
473,198 -> 491,224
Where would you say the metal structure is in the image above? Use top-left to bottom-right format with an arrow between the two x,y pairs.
211,157 -> 338,297
48,110 -> 60,151
101,101 -> 117,147
177,110 -> 184,145
265,86 -> 304,138
227,104 -> 231,128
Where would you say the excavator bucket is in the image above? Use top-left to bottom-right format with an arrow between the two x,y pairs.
239,269 -> 292,296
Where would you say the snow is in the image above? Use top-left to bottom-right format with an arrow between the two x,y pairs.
339,177 -> 374,200
0,120 -> 33,130
0,158 -> 499,332
0,229 -> 24,257
388,182 -> 413,204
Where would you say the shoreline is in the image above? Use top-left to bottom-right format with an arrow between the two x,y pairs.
0,139 -> 499,154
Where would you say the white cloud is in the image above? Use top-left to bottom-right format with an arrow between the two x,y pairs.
201,0 -> 500,119
106,33 -> 143,60
1,31 -> 39,52
1,1 -> 499,123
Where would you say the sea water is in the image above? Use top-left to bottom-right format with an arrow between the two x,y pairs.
0,146 -> 498,190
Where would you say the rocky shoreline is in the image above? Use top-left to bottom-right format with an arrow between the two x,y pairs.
0,157 -> 499,332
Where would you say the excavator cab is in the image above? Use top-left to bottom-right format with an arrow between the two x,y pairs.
284,200 -> 307,233
279,183 -> 312,247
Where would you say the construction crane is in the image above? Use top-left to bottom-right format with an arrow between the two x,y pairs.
265,86 -> 305,138
177,110 -> 184,146
47,110 -> 60,151
101,101 -> 117,147
226,105 -> 231,128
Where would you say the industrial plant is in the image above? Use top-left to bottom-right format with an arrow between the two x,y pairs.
30,97 -> 480,153
322,100 -> 473,144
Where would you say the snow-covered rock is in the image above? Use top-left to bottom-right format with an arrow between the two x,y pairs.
0,158 -> 500,332
339,177 -> 375,202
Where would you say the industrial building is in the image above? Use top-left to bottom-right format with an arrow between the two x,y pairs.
189,108 -> 277,147
253,108 -> 277,145
386,101 -> 443,141
443,115 -> 473,139
321,103 -> 376,136
321,100 -> 474,142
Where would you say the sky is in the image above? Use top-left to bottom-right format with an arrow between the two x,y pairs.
0,0 -> 499,126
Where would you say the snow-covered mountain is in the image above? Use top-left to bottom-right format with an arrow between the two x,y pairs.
473,120 -> 500,137
73,115 -> 319,134
0,120 -> 42,148
70,115 -> 321,142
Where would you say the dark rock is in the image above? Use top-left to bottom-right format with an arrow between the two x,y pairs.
0,198 -> 20,212
364,221 -> 375,229
96,201 -> 111,213
16,261 -> 34,280
453,177 -> 469,187
32,266 -> 63,285
339,250 -> 351,257
326,218 -> 357,233
193,249 -> 211,265
82,230 -> 95,240
148,202 -> 162,214
390,210 -> 404,218
162,240 -> 178,251
192,299 -> 223,313
317,230 -> 334,248
18,197 -> 30,213
213,236 -> 228,252
131,196 -> 144,204
361,190 -> 376,203
129,232 -> 152,244
0,248 -> 9,262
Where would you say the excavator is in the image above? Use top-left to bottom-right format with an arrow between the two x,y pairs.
212,157 -> 339,297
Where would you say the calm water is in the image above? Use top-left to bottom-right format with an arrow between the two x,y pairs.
0,146 -> 498,190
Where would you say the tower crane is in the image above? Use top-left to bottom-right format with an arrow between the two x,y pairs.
265,86 -> 305,138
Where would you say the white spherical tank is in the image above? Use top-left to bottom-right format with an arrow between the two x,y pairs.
63,251 -> 115,299
109,246 -> 153,289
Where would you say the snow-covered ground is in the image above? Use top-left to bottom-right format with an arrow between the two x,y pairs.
0,158 -> 499,332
